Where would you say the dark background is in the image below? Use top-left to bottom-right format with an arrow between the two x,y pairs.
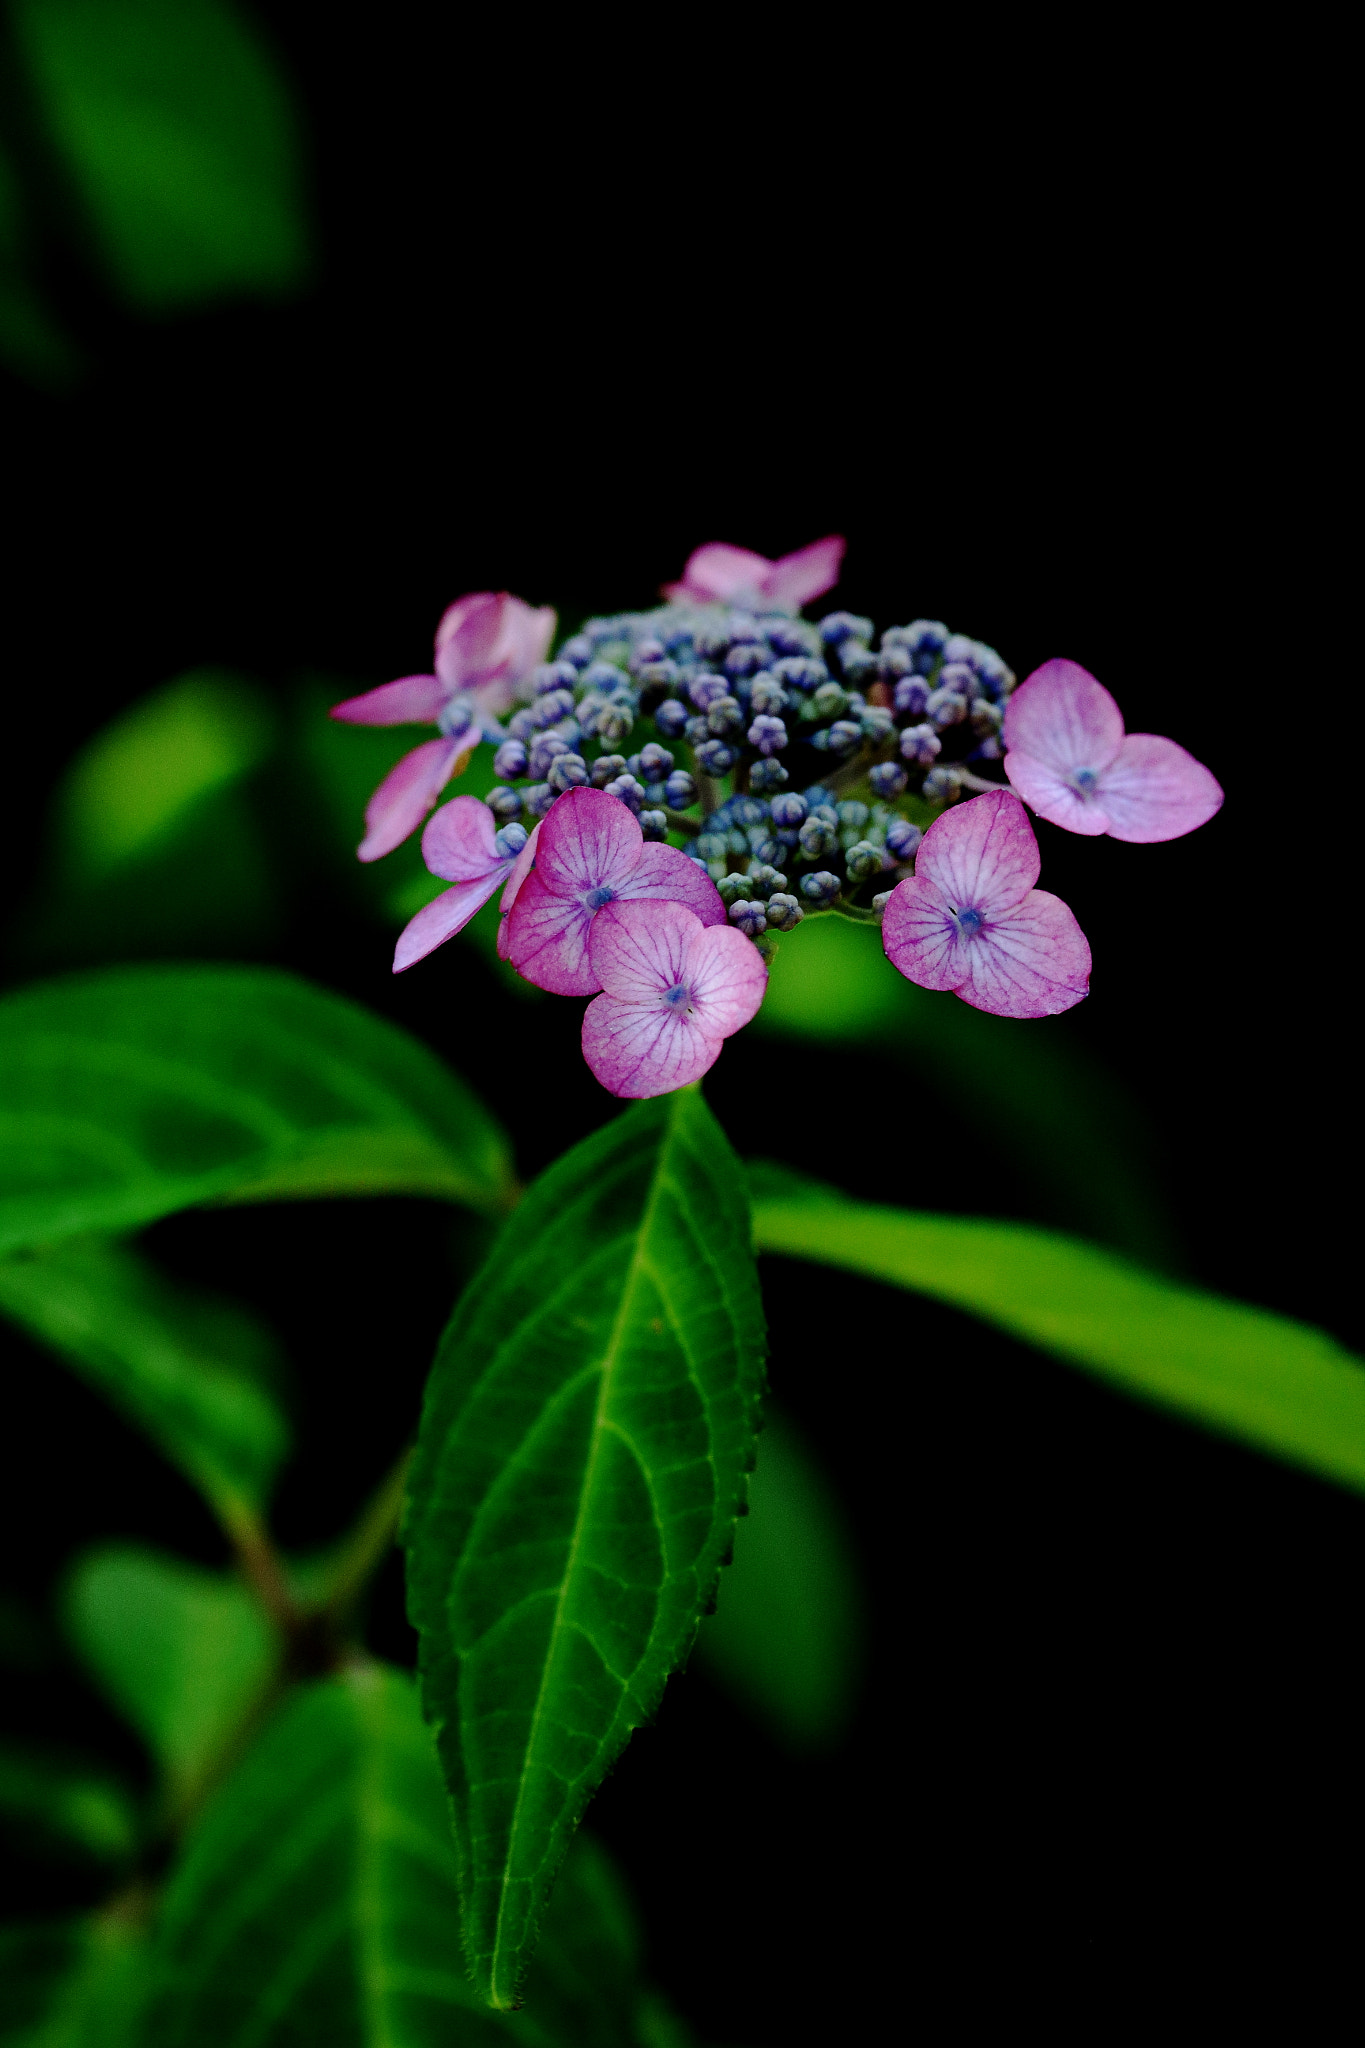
1,10 -> 1355,2041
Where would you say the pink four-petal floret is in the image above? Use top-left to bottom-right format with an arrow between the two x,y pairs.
582,898 -> 768,1097
1003,658 -> 1223,843
882,789 -> 1091,1018
506,787 -> 725,995
330,590 -> 556,862
662,536 -> 846,611
392,797 -> 525,973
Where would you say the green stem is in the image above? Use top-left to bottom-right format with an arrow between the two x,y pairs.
318,1445 -> 414,1624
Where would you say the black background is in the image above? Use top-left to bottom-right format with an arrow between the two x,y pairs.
1,10 -> 1356,2040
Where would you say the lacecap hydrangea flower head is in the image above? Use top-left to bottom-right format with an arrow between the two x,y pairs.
338,540 -> 1223,1096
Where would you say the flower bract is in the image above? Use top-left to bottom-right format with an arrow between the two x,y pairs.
581,899 -> 768,1096
392,798 -> 526,972
662,536 -> 846,611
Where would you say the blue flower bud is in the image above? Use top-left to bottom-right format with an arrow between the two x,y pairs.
773,655 -> 828,693
749,673 -> 789,715
696,831 -> 728,862
969,699 -> 1003,737
770,792 -> 808,828
900,723 -> 942,766
800,871 -> 842,906
840,645 -> 877,684
820,612 -> 875,648
869,761 -> 908,799
938,661 -> 977,696
798,815 -> 839,860
816,720 -> 863,755
926,686 -> 969,730
534,660 -> 580,695
747,863 -> 788,898
630,638 -> 667,669
837,801 -> 870,830
655,698 -> 689,738
718,872 -> 754,906
845,839 -> 886,881
871,891 -> 893,917
696,739 -> 736,776
547,752 -> 590,792
972,645 -> 1014,695
802,784 -> 834,810
690,673 -> 730,709
529,689 -> 577,731
635,660 -> 680,704
904,619 -> 950,657
522,782 -> 556,818
893,676 -> 931,717
603,774 -> 646,813
748,714 -> 789,755
664,624 -> 697,658
559,634 -> 593,665
582,660 -> 626,692
725,642 -> 768,679
878,644 -> 913,681
860,706 -> 895,745
487,785 -> 524,822
506,707 -> 538,742
684,715 -> 710,746
529,733 -> 571,778
588,754 -> 625,788
493,739 -> 528,780
639,809 -> 669,841
595,702 -> 635,745
726,828 -> 751,857
748,758 -> 789,794
637,740 -> 675,779
885,818 -> 922,861
972,736 -> 1004,761
763,892 -> 804,931
726,612 -> 765,644
729,899 -> 767,938
810,680 -> 849,720
941,635 -> 977,667
730,796 -> 769,826
922,766 -> 963,804
664,770 -> 697,809
494,822 -> 529,859
707,695 -> 745,736
764,619 -> 821,657
747,835 -> 782,868
436,698 -> 475,741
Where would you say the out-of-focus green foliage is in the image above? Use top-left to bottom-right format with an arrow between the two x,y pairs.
9,0 -> 310,314
0,1236 -> 290,1520
406,1094 -> 765,2012
63,1545 -> 276,1807
695,1405 -> 863,1752
0,1742 -> 138,1867
0,133 -> 82,387
0,1909 -> 149,2047
0,963 -> 517,1252
756,912 -> 1172,1262
750,1163 -> 1365,1496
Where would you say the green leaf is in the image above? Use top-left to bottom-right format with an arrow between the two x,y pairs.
0,1912 -> 148,2048
406,1093 -> 766,2011
0,963 -> 517,1255
753,912 -> 1173,1262
144,1663 -> 671,2046
0,1237 -> 289,1518
0,1743 -> 139,1866
694,1405 -> 864,1752
11,0 -> 310,310
750,1165 -> 1365,1495
63,1545 -> 277,1806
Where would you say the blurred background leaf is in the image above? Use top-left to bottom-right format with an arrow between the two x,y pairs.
694,1406 -> 863,1755
0,1742 -> 138,1869
0,1907 -> 148,2046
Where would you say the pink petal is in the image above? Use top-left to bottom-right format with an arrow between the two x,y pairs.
914,789 -> 1040,919
495,821 -> 541,960
581,995 -> 723,1098
434,592 -> 509,694
1003,748 -> 1112,837
534,786 -> 642,898
330,675 -> 445,726
357,737 -> 462,862
881,875 -> 971,994
506,871 -> 599,995
683,923 -> 768,1038
762,535 -> 847,610
393,872 -> 505,973
589,899 -> 698,1003
420,794 -> 503,883
1093,734 -> 1224,844
616,843 -> 727,924
666,543 -> 774,603
954,890 -> 1092,1019
1002,659 -> 1125,778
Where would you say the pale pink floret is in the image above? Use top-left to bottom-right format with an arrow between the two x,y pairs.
393,797 -> 522,974
1003,658 -> 1223,843
330,591 -> 556,861
582,899 -> 768,1098
506,787 -> 725,996
882,789 -> 1091,1019
662,536 -> 846,611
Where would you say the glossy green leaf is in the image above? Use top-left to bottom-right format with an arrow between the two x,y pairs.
406,1093 -> 766,2011
63,1545 -> 277,1806
0,963 -> 516,1256
11,0 -> 310,310
0,1742 -> 139,1865
694,1405 -> 863,1751
0,1237 -> 289,1518
754,911 -> 1172,1262
145,1663 -> 674,2046
0,1912 -> 148,2048
750,1165 -> 1365,1494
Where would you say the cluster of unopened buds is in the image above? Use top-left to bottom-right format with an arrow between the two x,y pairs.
332,540 -> 1224,1098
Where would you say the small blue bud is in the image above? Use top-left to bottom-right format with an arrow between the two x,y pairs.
638,740 -> 675,778
972,736 -> 1004,761
718,872 -> 754,906
885,818 -> 922,860
684,715 -> 710,745
696,831 -> 728,862
938,661 -> 977,696
798,816 -> 839,860
493,739 -> 528,780
655,698 -> 689,738
724,642 -> 767,679
690,673 -> 730,709
861,706 -> 895,745
726,612 -> 765,644
819,611 -> 875,647
590,754 -> 627,788
871,891 -> 894,917
747,863 -> 788,898
869,761 -> 908,799
747,835 -> 782,867
529,732 -> 571,778
696,739 -> 737,776
905,619 -> 951,656
836,800 -> 869,830
595,702 -> 635,745
801,784 -> 834,809
763,892 -> 804,931
810,680 -> 849,719
748,714 -> 789,755
629,638 -> 667,669
769,792 -> 808,828
922,766 -> 963,804
773,656 -> 828,693
506,707 -> 538,742
494,822 -> 529,859
534,660 -> 580,695
529,689 -> 577,730
900,723 -> 942,766
726,828 -> 751,857
748,758 -> 789,794
800,871 -> 842,906
707,695 -> 745,736
664,770 -> 697,809
926,686 -> 969,730
729,899 -> 768,938
941,636 -> 977,667
642,781 -> 669,807
547,752 -> 590,792
436,698 -> 475,741
764,619 -> 820,657
639,810 -> 669,841
559,634 -> 593,665
582,659 -> 626,692
894,676 -> 931,717
844,839 -> 886,881
603,774 -> 646,813
731,797 -> 769,826
487,785 -> 524,822
969,699 -> 1003,738
821,720 -> 863,755
878,644 -> 913,681
840,644 -> 877,684
749,673 -> 789,715
522,782 -> 556,818
635,660 -> 681,703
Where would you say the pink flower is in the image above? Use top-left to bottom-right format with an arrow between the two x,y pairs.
662,536 -> 846,611
506,786 -> 725,996
1003,658 -> 1223,843
582,899 -> 768,1097
330,591 -> 556,862
882,789 -> 1091,1019
392,798 -> 528,973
